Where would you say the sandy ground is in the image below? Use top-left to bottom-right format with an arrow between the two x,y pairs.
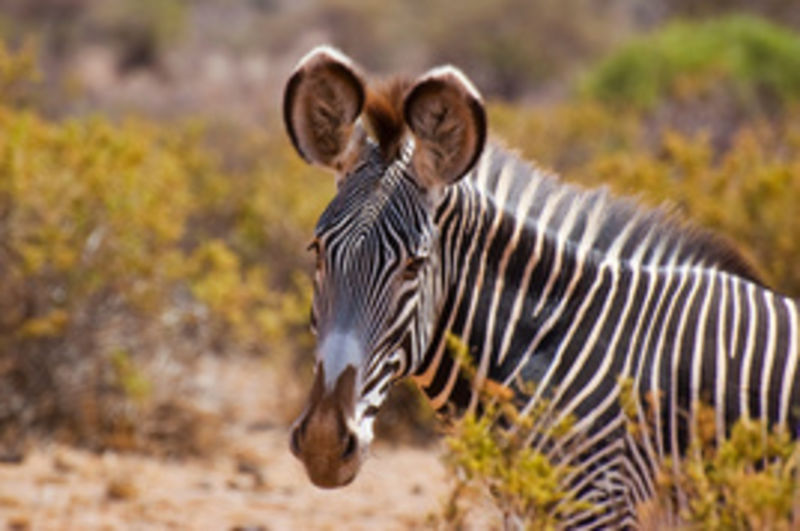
0,434 -> 448,530
0,358 -> 453,530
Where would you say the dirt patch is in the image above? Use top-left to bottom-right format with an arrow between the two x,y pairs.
0,433 -> 448,530
0,358 -> 453,530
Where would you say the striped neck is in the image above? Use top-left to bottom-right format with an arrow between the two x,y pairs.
414,142 -> 764,413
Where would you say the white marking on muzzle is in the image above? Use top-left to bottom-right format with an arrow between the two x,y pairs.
319,330 -> 363,390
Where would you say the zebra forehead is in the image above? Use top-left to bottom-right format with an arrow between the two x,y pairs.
315,147 -> 430,250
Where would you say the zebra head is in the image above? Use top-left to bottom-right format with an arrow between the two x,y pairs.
283,46 -> 486,488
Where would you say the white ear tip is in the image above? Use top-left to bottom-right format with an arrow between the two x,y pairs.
419,65 -> 483,102
295,45 -> 357,71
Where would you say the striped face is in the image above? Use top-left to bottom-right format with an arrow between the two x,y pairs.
283,46 -> 485,488
309,140 -> 439,433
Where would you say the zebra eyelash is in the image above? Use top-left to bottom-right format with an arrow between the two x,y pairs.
309,306 -> 317,334
401,255 -> 427,280
306,238 -> 321,253
307,238 -> 325,270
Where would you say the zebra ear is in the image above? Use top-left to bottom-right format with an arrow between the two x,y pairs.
283,46 -> 366,172
403,66 -> 487,191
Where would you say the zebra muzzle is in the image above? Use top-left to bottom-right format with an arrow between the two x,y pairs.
290,364 -> 364,488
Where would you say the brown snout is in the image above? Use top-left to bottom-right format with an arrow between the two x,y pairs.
290,365 -> 363,488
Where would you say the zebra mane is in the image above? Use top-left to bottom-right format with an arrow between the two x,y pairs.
476,143 -> 763,283
364,77 -> 413,161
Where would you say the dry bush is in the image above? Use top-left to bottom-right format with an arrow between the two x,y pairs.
0,43 -> 324,455
434,334 -> 593,529
637,402 -> 800,530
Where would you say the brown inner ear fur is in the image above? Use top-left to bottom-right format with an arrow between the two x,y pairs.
284,61 -> 365,169
404,77 -> 486,189
363,77 -> 412,161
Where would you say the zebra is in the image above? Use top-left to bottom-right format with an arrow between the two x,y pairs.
284,46 -> 800,527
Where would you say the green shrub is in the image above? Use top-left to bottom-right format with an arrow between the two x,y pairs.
582,15 -> 800,111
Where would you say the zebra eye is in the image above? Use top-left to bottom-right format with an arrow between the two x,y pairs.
402,255 -> 427,280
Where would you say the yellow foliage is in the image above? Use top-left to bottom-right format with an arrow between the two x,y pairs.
185,239 -> 297,346
110,348 -> 151,403
0,38 -> 39,103
18,309 -> 69,338
442,403 -> 593,530
651,405 -> 800,529
0,42 -> 326,446
0,101 -> 323,357
438,334 -> 592,528
0,109 -> 194,334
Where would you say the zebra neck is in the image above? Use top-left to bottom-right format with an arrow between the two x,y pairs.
414,142 -> 798,422
415,166 -> 603,415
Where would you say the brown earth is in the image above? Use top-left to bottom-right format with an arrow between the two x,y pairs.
0,358 -> 454,530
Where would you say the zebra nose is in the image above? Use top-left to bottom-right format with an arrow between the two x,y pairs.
290,361 -> 363,487
341,431 -> 358,461
290,419 -> 359,460
290,417 -> 358,457
289,420 -> 305,458
289,413 -> 362,488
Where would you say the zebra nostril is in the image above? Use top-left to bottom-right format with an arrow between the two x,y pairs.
290,426 -> 303,457
341,432 -> 358,461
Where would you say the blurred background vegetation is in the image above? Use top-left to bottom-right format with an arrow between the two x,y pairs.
0,0 -> 798,470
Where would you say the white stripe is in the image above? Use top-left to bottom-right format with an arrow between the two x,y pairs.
729,275 -> 741,360
537,263 -> 618,444
494,176 -> 543,365
645,248 -> 685,460
465,161 -> 515,414
779,299 -> 799,428
760,290 -> 779,431
627,235 -> 670,468
414,153 -> 493,388
506,194 -> 596,390
497,185 -> 569,380
715,273 -> 729,443
740,281 -> 758,420
689,270 -> 714,443
667,270 -> 702,469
